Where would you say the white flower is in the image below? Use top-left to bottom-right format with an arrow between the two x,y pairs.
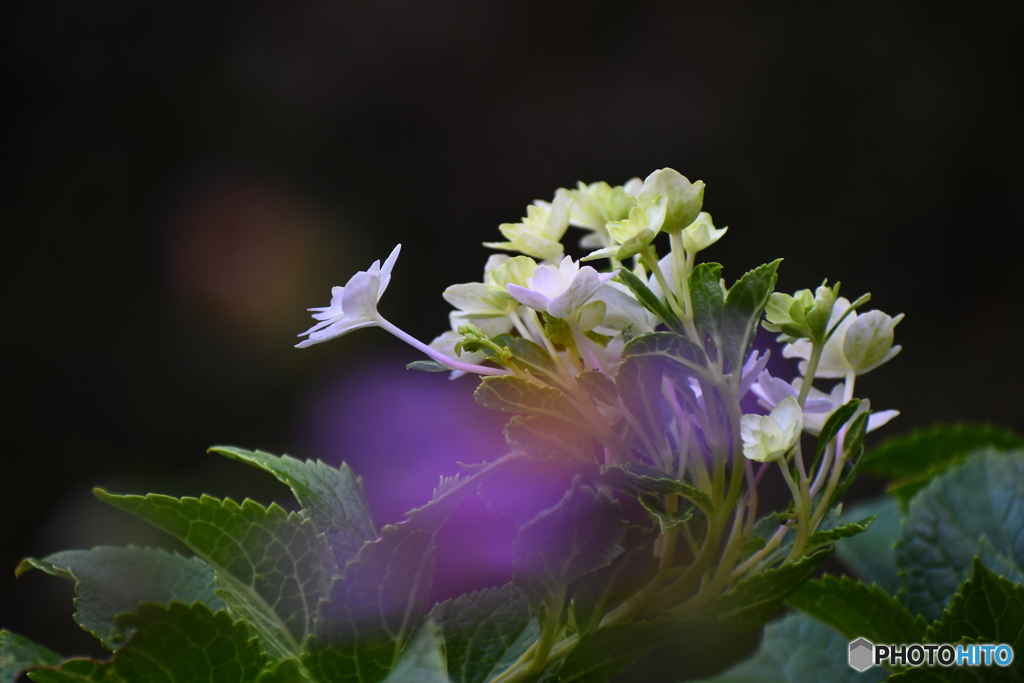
750,369 -> 899,435
680,212 -> 728,255
484,189 -> 572,262
296,245 -> 401,348
740,396 -> 803,462
506,256 -> 615,319
783,298 -> 904,378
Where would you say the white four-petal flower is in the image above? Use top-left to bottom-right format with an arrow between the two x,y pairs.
506,255 -> 615,319
296,244 -> 401,348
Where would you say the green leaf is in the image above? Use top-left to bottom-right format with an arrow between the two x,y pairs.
305,456 -> 510,683
896,451 -> 1024,620
805,516 -> 876,552
711,548 -> 831,630
615,355 -> 666,449
380,623 -> 449,683
814,399 -> 863,462
474,377 -> 586,427
786,575 -> 927,645
407,360 -> 454,372
925,558 -> 1024,653
15,546 -> 223,650
859,423 -> 1024,505
570,525 -> 659,634
430,584 -> 537,683
94,490 -> 335,661
599,463 -> 714,516
504,415 -> 597,461
721,260 -> 781,373
620,331 -> 707,372
491,334 -> 561,380
1,630 -> 62,682
575,371 -> 618,406
834,496 -> 902,594
698,613 -> 888,683
513,481 -> 628,618
210,446 -> 377,567
615,267 -> 684,333
689,262 -> 724,344
28,602 -> 294,683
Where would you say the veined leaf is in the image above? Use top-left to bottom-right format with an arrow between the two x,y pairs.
859,423 -> 1024,506
491,334 -> 560,380
27,603 -> 299,683
697,613 -> 888,683
379,623 -> 449,683
430,584 -> 537,683
513,481 -> 628,618
504,415 -> 598,461
615,267 -> 684,333
721,260 -> 780,373
475,376 -> 587,428
0,630 -> 61,682
305,455 -> 517,683
94,490 -> 335,662
711,548 -> 831,630
210,446 -> 377,567
896,451 -> 1024,620
925,558 -> 1024,655
689,262 -> 724,346
804,516 -> 875,552
787,575 -> 927,645
834,496 -> 902,593
621,331 -> 707,372
599,463 -> 713,516
15,546 -> 223,650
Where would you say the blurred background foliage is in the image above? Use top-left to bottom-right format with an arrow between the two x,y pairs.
4,0 -> 1023,662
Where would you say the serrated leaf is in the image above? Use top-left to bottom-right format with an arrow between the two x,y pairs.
615,267 -> 684,333
896,451 -> 1024,620
859,423 -> 1024,505
474,377 -> 586,427
834,496 -> 902,594
620,331 -> 707,372
380,622 -> 449,683
210,446 -> 377,567
711,548 -> 831,630
570,525 -> 659,634
27,602 -> 290,683
697,613 -> 888,683
504,415 -> 597,461
305,456 -> 515,683
805,516 -> 876,551
787,575 -> 927,645
721,260 -> 780,373
513,481 -> 628,618
599,463 -> 713,516
1,630 -> 62,682
94,490 -> 335,661
16,546 -> 223,650
925,558 -> 1024,652
689,262 -> 724,345
430,584 -> 537,683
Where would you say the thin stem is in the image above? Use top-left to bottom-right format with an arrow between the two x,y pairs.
377,318 -> 510,376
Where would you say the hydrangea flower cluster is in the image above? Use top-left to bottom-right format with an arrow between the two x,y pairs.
298,168 -> 903,645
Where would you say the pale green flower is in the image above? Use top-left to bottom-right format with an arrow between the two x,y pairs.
680,212 -> 728,255
636,168 -> 705,234
764,283 -> 839,344
740,396 -> 803,462
583,196 -> 667,261
568,179 -> 642,249
484,189 -> 572,262
784,298 -> 903,378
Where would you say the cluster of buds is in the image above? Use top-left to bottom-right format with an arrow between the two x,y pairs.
298,168 -> 903,592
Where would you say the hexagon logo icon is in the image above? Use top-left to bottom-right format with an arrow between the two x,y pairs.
849,638 -> 874,672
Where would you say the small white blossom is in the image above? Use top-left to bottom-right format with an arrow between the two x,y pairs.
506,256 -> 614,319
296,245 -> 401,348
680,212 -> 728,255
484,189 -> 572,262
740,396 -> 803,462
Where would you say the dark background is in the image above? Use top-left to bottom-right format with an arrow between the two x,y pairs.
4,0 -> 1023,670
